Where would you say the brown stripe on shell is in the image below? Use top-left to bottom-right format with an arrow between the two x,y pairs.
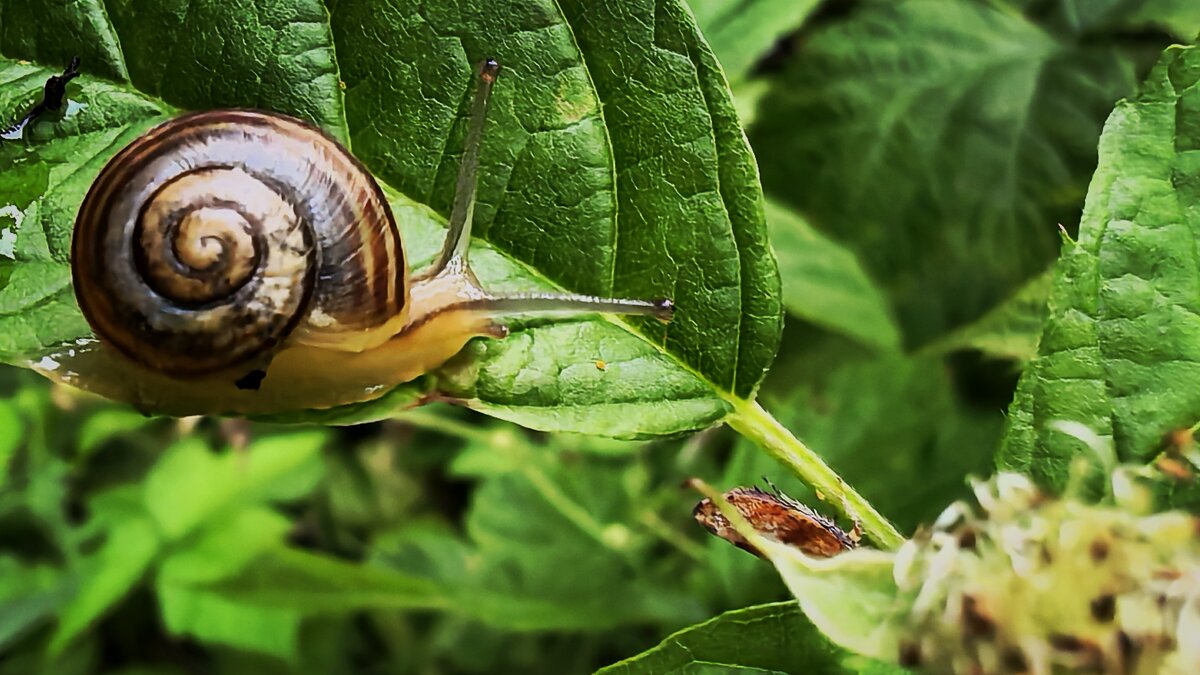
249,111 -> 406,332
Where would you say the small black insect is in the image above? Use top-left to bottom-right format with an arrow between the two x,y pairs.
2,56 -> 80,140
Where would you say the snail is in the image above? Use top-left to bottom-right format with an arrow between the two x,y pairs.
36,60 -> 672,416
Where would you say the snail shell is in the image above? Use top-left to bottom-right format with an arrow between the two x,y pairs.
72,110 -> 406,377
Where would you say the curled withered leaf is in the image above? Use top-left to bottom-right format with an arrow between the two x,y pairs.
692,482 -> 859,558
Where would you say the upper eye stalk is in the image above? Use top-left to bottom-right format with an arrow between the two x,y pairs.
54,57 -> 673,415
419,58 -> 674,325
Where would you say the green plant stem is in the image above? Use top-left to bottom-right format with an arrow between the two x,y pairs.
396,409 -> 501,446
518,463 -> 630,555
725,399 -> 905,550
399,408 -> 632,555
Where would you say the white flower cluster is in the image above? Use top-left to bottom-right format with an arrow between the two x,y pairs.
889,471 -> 1200,674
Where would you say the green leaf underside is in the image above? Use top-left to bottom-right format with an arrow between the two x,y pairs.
999,45 -> 1200,491
683,480 -> 906,671
0,0 -> 780,434
750,0 -> 1143,346
596,601 -> 902,675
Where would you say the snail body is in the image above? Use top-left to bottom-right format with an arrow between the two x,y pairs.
39,61 -> 670,416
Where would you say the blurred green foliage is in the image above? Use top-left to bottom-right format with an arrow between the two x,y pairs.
1,0 -> 1197,673
0,367 -> 794,673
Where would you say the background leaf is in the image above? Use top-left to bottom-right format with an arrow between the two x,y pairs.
721,324 -> 1004,534
921,269 -> 1053,363
1020,0 -> 1200,40
765,200 -> 900,352
49,514 -> 159,653
689,0 -> 822,82
157,585 -> 301,662
142,432 -> 326,540
0,398 -> 21,482
999,44 -> 1200,492
371,434 -> 704,631
0,557 -> 70,650
750,0 -> 1146,345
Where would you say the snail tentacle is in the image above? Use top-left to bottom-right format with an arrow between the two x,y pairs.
413,59 -> 672,327
431,58 -> 501,277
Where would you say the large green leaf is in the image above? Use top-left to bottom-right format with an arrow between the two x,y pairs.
750,0 -> 1149,345
999,45 -> 1200,491
0,0 -> 781,435
0,60 -> 162,357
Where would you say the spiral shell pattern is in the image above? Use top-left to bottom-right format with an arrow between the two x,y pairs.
73,110 -> 405,376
